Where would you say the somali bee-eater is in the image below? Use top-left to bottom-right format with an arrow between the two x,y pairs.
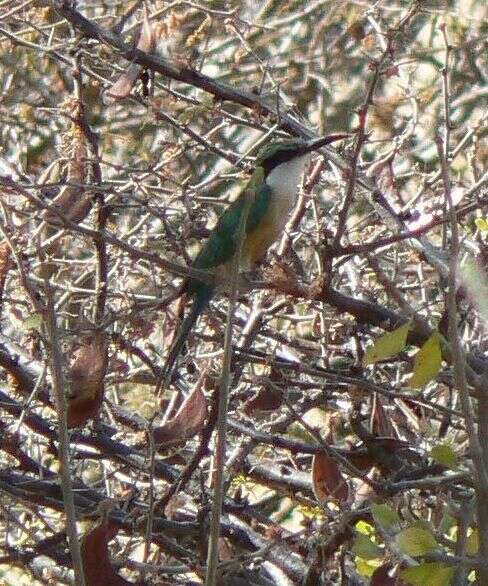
162,134 -> 347,382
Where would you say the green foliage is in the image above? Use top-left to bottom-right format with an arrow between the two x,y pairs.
363,322 -> 410,365
286,408 -> 329,443
438,513 -> 457,536
475,217 -> 488,232
396,526 -> 439,557
401,562 -> 454,586
356,520 -> 375,535
409,332 -> 442,388
466,528 -> 479,555
23,313 -> 42,331
352,532 -> 383,559
371,503 -> 401,534
355,557 -> 382,578
431,443 -> 458,469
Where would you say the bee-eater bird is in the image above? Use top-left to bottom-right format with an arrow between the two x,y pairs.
162,134 -> 347,383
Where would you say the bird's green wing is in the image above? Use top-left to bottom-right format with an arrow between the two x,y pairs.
191,168 -> 271,274
165,168 -> 270,379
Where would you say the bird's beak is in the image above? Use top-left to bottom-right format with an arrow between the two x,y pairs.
302,133 -> 350,155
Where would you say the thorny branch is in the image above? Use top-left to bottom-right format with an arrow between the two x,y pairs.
0,1 -> 488,584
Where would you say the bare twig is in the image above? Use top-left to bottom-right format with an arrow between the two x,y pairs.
205,187 -> 252,585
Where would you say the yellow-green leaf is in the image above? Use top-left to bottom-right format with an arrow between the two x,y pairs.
475,218 -> 488,232
356,520 -> 375,536
371,503 -> 401,534
286,421 -> 316,444
352,533 -> 383,559
363,322 -> 410,365
409,332 -> 442,388
396,527 -> 438,557
466,528 -> 478,555
401,562 -> 454,586
286,408 -> 329,443
355,557 -> 381,578
431,443 -> 458,469
438,513 -> 456,536
24,313 -> 42,331
411,519 -> 434,533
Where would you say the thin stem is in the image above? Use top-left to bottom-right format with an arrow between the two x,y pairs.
436,134 -> 488,585
205,190 -> 252,586
0,223 -> 85,585
43,283 -> 87,586
436,135 -> 488,488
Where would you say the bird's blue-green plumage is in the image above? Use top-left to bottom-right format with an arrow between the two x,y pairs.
189,181 -> 272,284
161,133 -> 348,383
162,175 -> 272,383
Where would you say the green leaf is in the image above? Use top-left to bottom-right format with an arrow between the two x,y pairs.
363,322 -> 410,365
371,503 -> 401,534
286,408 -> 329,443
411,518 -> 434,533
356,557 -> 381,577
438,513 -> 456,536
352,533 -> 383,559
286,421 -> 316,444
431,443 -> 458,469
466,528 -> 478,555
23,313 -> 42,331
475,217 -> 488,232
401,562 -> 454,586
409,332 -> 442,388
396,526 -> 438,557
356,520 -> 375,536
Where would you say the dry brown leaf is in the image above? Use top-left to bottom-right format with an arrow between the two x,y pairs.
81,518 -> 131,586
372,396 -> 397,439
153,383 -> 207,445
312,452 -> 349,504
0,241 -> 12,311
0,241 -> 12,286
43,105 -> 94,226
107,7 -> 156,99
137,7 -> 156,53
106,65 -> 143,100
243,385 -> 282,415
66,334 -> 108,428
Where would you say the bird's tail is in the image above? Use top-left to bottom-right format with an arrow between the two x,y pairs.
161,289 -> 212,386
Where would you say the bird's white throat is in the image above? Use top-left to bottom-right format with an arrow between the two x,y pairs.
265,154 -> 310,202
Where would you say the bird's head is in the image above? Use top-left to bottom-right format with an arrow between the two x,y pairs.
255,134 -> 348,175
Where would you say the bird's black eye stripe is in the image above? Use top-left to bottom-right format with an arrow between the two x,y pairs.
260,145 -> 307,174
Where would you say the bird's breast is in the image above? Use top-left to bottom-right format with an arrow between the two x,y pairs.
242,196 -> 293,267
242,154 -> 309,267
